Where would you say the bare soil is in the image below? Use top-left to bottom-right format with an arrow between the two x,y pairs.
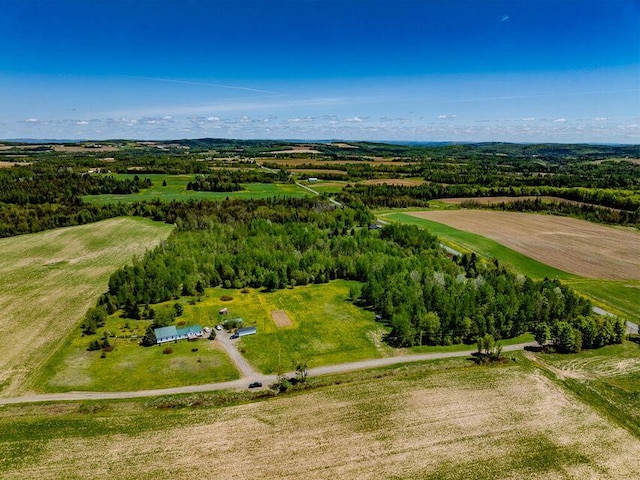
270,309 -> 293,327
410,210 -> 640,280
0,161 -> 32,168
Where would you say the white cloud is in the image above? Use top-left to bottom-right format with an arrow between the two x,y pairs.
522,117 -> 535,121
75,120 -> 89,125
206,116 -> 220,122
437,114 -> 457,119
24,118 -> 40,123
553,118 -> 567,123
593,117 -> 609,121
500,15 -> 510,22
343,116 -> 364,122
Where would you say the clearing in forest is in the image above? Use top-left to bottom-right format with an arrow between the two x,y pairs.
0,217 -> 174,396
270,309 -> 293,328
409,210 -> 640,280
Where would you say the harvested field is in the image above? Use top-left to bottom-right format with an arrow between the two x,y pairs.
409,210 -> 640,280
330,142 -> 358,148
262,158 -> 411,167
268,147 -> 322,154
290,168 -> 348,176
361,178 -> 426,186
0,161 -> 32,168
52,145 -> 118,153
2,361 -> 639,479
270,309 -> 293,328
0,217 -> 174,396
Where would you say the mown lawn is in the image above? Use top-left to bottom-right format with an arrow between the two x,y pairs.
83,174 -> 309,203
40,312 -> 239,393
188,281 -> 391,373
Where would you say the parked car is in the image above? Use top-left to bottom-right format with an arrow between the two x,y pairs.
215,325 -> 222,331
248,382 -> 263,388
230,333 -> 239,339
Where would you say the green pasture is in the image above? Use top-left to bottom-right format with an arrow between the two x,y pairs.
386,212 -> 640,325
190,281 -> 391,373
83,174 -> 309,203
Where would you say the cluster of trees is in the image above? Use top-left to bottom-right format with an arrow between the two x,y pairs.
98,201 -> 621,351
0,169 -> 151,205
186,169 -> 289,192
339,183 -> 640,213
534,314 -> 626,353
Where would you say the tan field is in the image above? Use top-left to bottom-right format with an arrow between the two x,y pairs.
410,210 -> 640,280
0,218 -> 173,396
361,178 -> 427,186
270,309 -> 293,327
290,168 -> 348,176
3,363 -> 639,479
261,158 -> 411,167
0,161 -> 32,168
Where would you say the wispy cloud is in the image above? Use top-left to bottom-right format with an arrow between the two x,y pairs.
500,14 -> 510,22
127,76 -> 277,95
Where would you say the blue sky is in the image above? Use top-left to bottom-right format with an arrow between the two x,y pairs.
1,0 -> 638,142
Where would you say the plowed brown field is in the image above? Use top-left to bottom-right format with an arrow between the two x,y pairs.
410,210 -> 640,280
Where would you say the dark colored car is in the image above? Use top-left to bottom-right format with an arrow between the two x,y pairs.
248,382 -> 263,388
230,333 -> 239,339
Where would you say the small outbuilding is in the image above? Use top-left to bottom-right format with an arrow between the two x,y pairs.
219,307 -> 229,315
237,326 -> 257,337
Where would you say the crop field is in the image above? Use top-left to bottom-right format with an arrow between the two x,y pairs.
82,174 -> 309,204
260,158 -> 412,167
2,355 -> 639,479
531,341 -> 640,438
408,210 -> 640,281
186,281 -> 392,373
361,177 -> 427,186
0,217 -> 174,396
386,212 -> 640,324
38,312 -> 239,393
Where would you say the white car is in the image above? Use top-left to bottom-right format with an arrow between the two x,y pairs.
215,325 -> 222,331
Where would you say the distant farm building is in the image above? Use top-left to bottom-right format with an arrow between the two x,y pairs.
307,177 -> 318,182
219,307 -> 229,315
154,325 -> 203,344
237,326 -> 257,337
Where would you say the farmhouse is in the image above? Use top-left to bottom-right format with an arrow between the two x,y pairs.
237,326 -> 257,337
154,325 -> 203,344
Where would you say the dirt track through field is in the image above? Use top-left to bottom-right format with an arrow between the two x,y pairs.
410,210 -> 640,280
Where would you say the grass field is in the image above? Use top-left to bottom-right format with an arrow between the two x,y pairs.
0,217 -> 174,396
83,174 -> 309,203
385,212 -> 640,324
2,354 -> 638,479
37,312 -> 239,392
186,281 -> 392,373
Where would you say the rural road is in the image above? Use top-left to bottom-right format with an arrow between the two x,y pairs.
0,341 -> 536,406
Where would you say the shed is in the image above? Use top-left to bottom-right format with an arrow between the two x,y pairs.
307,177 -> 318,182
219,307 -> 229,315
237,326 -> 257,337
